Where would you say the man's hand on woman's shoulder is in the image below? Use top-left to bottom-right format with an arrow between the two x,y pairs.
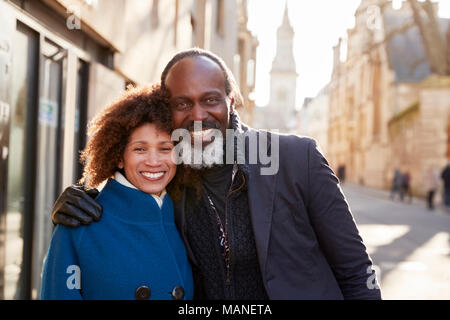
51,185 -> 103,227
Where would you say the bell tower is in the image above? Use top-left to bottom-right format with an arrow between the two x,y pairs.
267,1 -> 298,132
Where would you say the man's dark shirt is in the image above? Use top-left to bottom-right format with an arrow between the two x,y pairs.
184,164 -> 268,300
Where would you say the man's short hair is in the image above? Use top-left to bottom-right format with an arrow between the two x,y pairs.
160,48 -> 244,109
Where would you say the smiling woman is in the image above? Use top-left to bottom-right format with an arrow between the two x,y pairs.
40,84 -> 194,300
78,84 -> 173,188
118,123 -> 176,197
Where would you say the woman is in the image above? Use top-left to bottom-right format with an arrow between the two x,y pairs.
40,85 -> 193,300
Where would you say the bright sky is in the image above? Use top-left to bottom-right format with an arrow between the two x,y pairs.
247,0 -> 450,109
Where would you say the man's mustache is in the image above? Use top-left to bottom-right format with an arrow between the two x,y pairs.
185,121 -> 220,131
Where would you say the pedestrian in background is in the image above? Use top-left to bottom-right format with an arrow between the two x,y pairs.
390,168 -> 403,201
402,171 -> 412,203
424,167 -> 439,210
441,161 -> 450,210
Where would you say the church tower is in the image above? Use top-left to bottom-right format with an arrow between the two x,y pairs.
267,1 -> 298,132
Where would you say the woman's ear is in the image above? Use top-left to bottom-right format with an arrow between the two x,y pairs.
118,160 -> 124,169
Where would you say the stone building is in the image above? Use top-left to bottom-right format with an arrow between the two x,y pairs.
297,85 -> 330,157
254,3 -> 298,133
0,0 -> 257,299
327,0 -> 450,195
190,0 -> 258,125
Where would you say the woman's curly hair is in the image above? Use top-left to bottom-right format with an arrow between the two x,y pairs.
79,84 -> 172,189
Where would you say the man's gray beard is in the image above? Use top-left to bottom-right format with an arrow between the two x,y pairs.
177,135 -> 224,170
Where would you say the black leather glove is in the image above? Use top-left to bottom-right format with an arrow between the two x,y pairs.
51,185 -> 103,227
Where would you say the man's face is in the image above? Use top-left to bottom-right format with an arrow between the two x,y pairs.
165,56 -> 234,148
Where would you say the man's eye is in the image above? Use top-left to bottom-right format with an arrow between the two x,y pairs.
174,102 -> 191,110
205,97 -> 219,104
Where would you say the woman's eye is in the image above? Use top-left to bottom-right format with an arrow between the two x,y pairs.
134,147 -> 145,152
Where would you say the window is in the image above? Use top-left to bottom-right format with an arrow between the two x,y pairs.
278,89 -> 287,103
4,22 -> 39,300
73,60 -> 89,182
31,38 -> 66,297
216,0 -> 225,36
174,0 -> 179,46
247,59 -> 255,87
372,55 -> 381,138
151,0 -> 159,29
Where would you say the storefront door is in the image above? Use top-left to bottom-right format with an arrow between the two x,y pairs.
30,38 -> 65,298
3,21 -> 40,300
0,2 -> 14,300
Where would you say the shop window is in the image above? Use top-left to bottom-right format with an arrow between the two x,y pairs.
73,60 -> 89,182
217,0 -> 225,37
30,38 -> 66,298
4,21 -> 39,300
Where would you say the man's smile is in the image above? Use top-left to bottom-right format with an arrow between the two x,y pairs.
190,128 -> 215,142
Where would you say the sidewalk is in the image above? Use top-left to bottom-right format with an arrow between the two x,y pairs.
340,182 -> 450,299
341,182 -> 450,217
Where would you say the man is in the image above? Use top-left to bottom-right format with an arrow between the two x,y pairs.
390,168 -> 403,201
442,161 -> 450,209
51,48 -> 381,300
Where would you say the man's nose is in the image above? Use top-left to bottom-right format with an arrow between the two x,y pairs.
191,103 -> 208,122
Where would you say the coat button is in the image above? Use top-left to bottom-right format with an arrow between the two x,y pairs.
135,286 -> 151,300
171,286 -> 185,300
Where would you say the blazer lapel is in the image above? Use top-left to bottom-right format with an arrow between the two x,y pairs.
245,128 -> 277,280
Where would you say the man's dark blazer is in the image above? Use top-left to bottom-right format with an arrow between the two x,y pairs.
174,123 -> 381,300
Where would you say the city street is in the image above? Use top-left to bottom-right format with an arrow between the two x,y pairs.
342,184 -> 450,300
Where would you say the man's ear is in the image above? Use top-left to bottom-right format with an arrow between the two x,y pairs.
229,97 -> 235,114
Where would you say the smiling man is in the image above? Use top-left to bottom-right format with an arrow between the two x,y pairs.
164,53 -> 236,170
51,48 -> 381,300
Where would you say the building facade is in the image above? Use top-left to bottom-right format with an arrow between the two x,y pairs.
297,85 -> 330,157
0,0 -> 257,299
190,0 -> 258,125
327,0 -> 450,194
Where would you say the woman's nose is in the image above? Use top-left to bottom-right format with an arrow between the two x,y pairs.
145,151 -> 161,165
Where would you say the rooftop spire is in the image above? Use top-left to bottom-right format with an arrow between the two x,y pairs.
281,0 -> 293,31
271,0 -> 297,73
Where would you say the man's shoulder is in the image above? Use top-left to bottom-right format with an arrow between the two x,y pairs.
262,130 -> 317,151
245,125 -> 316,147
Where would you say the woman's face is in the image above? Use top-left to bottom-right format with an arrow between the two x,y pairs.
119,123 -> 176,196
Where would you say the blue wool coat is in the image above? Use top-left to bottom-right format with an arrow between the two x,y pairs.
40,178 -> 194,300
